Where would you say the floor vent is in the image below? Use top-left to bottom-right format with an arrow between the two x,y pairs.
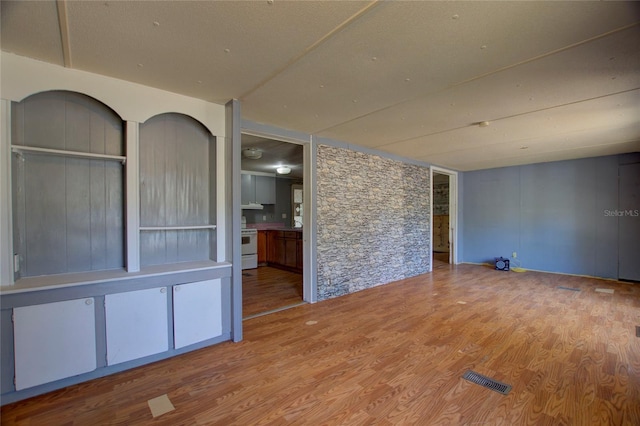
557,286 -> 580,292
462,370 -> 512,395
636,326 -> 640,338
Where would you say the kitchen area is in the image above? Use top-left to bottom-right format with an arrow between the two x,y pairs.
240,135 -> 305,318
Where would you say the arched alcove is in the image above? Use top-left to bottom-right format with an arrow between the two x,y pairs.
139,113 -> 217,266
11,90 -> 125,278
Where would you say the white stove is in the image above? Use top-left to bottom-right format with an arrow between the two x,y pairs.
241,228 -> 257,270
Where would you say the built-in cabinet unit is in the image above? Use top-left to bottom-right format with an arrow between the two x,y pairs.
1,85 -> 231,405
241,172 -> 276,205
3,268 -> 230,398
139,114 -> 217,266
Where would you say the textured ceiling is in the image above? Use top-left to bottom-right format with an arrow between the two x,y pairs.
241,134 -> 304,179
1,0 -> 639,171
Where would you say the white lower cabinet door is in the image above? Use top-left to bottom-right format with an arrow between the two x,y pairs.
14,298 -> 97,390
105,288 -> 168,365
173,279 -> 222,349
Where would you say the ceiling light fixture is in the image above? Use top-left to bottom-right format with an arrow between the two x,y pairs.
242,148 -> 262,159
478,121 -> 490,127
276,166 -> 291,175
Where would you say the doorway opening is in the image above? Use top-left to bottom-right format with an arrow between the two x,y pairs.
240,134 -> 306,318
431,167 -> 457,269
432,173 -> 451,266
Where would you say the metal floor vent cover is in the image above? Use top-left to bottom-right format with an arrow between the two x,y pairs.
557,286 -> 581,292
462,370 -> 512,395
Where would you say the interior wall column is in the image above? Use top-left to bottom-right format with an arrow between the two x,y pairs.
226,99 -> 242,342
125,121 -> 140,273
0,100 -> 13,285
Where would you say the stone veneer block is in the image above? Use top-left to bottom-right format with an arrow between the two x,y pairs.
316,145 -> 431,300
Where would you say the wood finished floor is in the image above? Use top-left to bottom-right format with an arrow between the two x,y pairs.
433,252 -> 449,263
242,266 -> 303,318
2,262 -> 640,425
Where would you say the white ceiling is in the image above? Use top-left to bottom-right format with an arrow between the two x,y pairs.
2,0 -> 639,171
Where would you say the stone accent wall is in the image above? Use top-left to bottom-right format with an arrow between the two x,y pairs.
316,145 -> 431,300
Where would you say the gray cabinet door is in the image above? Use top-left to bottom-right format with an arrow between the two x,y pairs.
619,163 -> 640,281
255,176 -> 275,204
241,174 -> 255,204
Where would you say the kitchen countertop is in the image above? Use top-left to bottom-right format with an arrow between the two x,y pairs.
247,225 -> 302,232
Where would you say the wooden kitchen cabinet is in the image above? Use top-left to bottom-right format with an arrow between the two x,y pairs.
266,230 -> 302,273
257,231 -> 267,264
296,239 -> 303,271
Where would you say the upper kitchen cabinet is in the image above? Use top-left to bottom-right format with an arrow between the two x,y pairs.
241,172 -> 276,205
139,113 -> 217,266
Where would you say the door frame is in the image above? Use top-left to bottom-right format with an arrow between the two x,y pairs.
240,129 -> 315,304
430,166 -> 458,269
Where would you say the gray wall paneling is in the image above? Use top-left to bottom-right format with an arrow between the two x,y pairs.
13,155 -> 125,277
0,309 -> 14,394
11,92 -> 125,278
461,155 -> 625,279
139,114 -> 215,267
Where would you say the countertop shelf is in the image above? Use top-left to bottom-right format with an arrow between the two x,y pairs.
1,260 -> 231,295
251,227 -> 303,232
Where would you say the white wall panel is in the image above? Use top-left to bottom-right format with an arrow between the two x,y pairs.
105,287 -> 168,365
173,279 -> 222,349
14,298 -> 96,390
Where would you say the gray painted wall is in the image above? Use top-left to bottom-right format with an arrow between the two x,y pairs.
316,145 -> 431,300
242,176 -> 301,227
461,155 -> 632,278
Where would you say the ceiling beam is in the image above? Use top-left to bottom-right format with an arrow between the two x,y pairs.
56,0 -> 72,67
